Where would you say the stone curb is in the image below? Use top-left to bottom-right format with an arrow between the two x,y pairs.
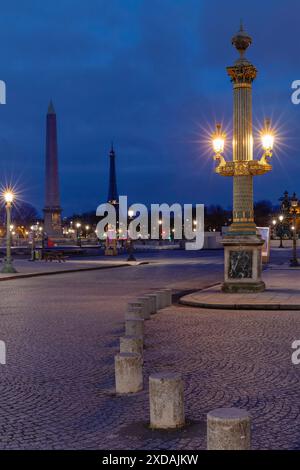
0,261 -> 149,282
180,298 -> 300,310
180,285 -> 300,311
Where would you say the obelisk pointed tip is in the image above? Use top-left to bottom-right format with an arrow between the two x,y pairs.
48,100 -> 56,114
110,141 -> 115,156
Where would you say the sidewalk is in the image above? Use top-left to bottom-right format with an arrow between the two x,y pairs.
180,267 -> 300,310
0,250 -> 226,283
0,258 -> 143,281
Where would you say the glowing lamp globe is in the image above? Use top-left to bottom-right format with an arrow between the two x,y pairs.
291,193 -> 298,208
213,137 -> 225,154
212,123 -> 226,154
261,133 -> 274,152
261,119 -> 274,152
4,191 -> 14,203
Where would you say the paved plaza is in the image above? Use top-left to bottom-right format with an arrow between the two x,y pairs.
0,250 -> 300,449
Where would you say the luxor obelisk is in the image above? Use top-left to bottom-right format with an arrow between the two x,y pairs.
107,143 -> 118,205
43,101 -> 62,237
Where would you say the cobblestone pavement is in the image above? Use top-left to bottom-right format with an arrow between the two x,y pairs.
0,251 -> 300,449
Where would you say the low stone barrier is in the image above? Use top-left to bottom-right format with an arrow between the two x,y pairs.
157,289 -> 172,308
125,306 -> 144,320
136,297 -> 151,320
145,295 -> 157,314
161,288 -> 172,306
207,407 -> 251,450
149,372 -> 185,429
120,335 -> 143,358
115,352 -> 143,394
156,290 -> 165,310
125,318 -> 144,337
147,294 -> 159,313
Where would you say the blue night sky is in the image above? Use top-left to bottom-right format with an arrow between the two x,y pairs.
0,0 -> 299,215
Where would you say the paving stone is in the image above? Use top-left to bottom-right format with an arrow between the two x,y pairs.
0,251 -> 299,449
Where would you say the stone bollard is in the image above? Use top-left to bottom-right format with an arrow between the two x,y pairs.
125,318 -> 144,337
149,292 -> 163,310
128,300 -> 150,320
147,294 -> 158,313
145,295 -> 157,314
149,372 -> 185,429
161,289 -> 172,306
207,408 -> 251,450
120,335 -> 143,358
137,297 -> 151,320
115,353 -> 143,394
156,291 -> 167,309
157,290 -> 168,308
125,306 -> 144,320
127,300 -> 143,312
128,301 -> 143,311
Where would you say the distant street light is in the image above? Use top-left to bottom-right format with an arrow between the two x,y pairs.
290,193 -> 299,267
127,210 -> 136,262
76,222 -> 82,247
274,215 -> 285,248
1,191 -> 17,273
29,224 -> 39,261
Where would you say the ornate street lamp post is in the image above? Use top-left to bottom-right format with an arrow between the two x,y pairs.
272,219 -> 276,235
1,191 -> 17,273
290,193 -> 299,267
212,24 -> 274,292
29,224 -> 38,261
127,209 -> 136,262
272,215 -> 286,248
76,222 -> 81,247
278,214 -> 284,248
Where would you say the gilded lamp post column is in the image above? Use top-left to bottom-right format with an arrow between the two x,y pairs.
227,25 -> 257,236
212,24 -> 274,293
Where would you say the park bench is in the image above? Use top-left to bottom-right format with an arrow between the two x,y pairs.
44,251 -> 67,263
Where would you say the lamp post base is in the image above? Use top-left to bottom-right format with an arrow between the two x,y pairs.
222,235 -> 265,293
1,261 -> 17,274
290,259 -> 299,267
127,240 -> 136,262
222,280 -> 265,293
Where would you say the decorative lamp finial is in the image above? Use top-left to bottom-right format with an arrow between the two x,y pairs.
231,22 -> 252,59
